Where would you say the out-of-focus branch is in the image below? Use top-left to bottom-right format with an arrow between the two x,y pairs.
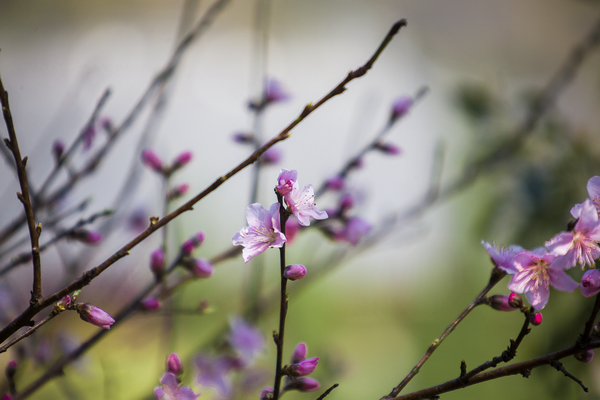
0,75 -> 43,304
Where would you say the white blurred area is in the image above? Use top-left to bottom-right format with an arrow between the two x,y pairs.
1,0 -> 600,294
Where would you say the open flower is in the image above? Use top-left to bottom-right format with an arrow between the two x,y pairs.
572,176 -> 600,218
228,318 -> 264,363
196,355 -> 242,397
155,372 -> 200,400
481,241 -> 522,273
284,184 -> 328,226
507,248 -> 579,310
581,269 -> 600,297
233,203 -> 287,263
546,199 -> 600,270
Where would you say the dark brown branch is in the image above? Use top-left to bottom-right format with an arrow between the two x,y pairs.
550,359 -> 588,392
316,383 -> 339,400
0,75 -> 43,304
578,292 -> 600,346
383,268 -> 506,398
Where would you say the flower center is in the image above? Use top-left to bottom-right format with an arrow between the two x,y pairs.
529,259 -> 550,290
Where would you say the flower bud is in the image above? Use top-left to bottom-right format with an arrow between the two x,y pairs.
264,78 -> 290,105
390,96 -> 413,122
2,394 -> 14,400
99,116 -> 113,132
52,139 -> 65,160
232,132 -> 254,144
529,312 -> 543,326
283,264 -> 307,281
283,378 -> 320,392
349,157 -> 364,170
173,151 -> 193,169
181,240 -> 195,256
291,343 -> 307,364
508,293 -> 523,308
339,193 -> 354,211
70,230 -> 102,244
489,295 -> 518,312
344,217 -> 372,246
166,353 -> 183,375
375,142 -> 401,155
5,360 -> 17,379
150,249 -> 165,274
325,175 -> 345,191
167,183 -> 190,200
276,169 -> 297,195
193,259 -> 214,278
259,387 -> 273,400
142,298 -> 160,311
83,125 -> 96,150
141,149 -> 164,173
54,295 -> 72,313
260,148 -> 282,165
77,303 -> 115,329
581,269 -> 600,297
574,349 -> 594,363
287,357 -> 319,377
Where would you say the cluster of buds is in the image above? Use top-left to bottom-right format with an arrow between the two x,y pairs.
178,232 -> 213,278
321,192 -> 372,246
141,149 -> 193,176
155,353 -> 199,399
281,343 -> 320,393
50,290 -> 115,330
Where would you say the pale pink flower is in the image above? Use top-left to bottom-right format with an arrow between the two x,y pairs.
276,169 -> 297,196
507,248 -> 579,310
232,203 -> 287,263
546,199 -> 600,270
196,355 -> 241,397
580,269 -> 600,297
284,183 -> 328,227
481,241 -> 522,273
572,176 -> 600,218
155,372 -> 200,400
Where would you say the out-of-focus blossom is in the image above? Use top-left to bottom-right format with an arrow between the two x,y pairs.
276,169 -> 297,196
232,132 -> 254,144
283,377 -> 320,392
259,387 -> 273,400
228,318 -> 264,363
481,241 -> 522,273
575,349 -> 594,363
2,394 -> 14,400
168,183 -> 190,200
128,207 -> 148,232
285,218 -> 300,244
325,175 -> 345,191
85,231 -> 103,244
546,199 -> 600,270
173,151 -> 193,169
284,183 -> 328,227
283,264 -> 307,281
264,78 -> 290,104
572,176 -> 600,217
166,353 -> 183,375
291,343 -> 307,364
343,217 -> 372,245
155,372 -> 200,400
260,147 -> 282,165
142,298 -> 161,311
580,269 -> 600,297
375,142 -> 401,155
52,139 -> 65,160
193,259 -> 214,278
488,295 -> 518,312
529,312 -> 543,326
82,125 -> 96,150
5,360 -> 17,378
142,149 -> 164,173
508,248 -> 578,310
181,232 -> 205,256
232,203 -> 286,263
339,193 -> 354,211
99,116 -> 113,132
196,355 -> 241,397
77,304 -> 115,329
390,96 -> 413,122
150,249 -> 165,275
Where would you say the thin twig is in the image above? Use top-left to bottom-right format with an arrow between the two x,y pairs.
550,359 -> 588,392
316,383 -> 339,400
578,292 -> 600,346
0,312 -> 57,354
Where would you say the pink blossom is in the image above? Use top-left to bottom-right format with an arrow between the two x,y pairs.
580,269 -> 600,297
193,259 -> 213,278
264,78 -> 290,104
530,312 -> 543,326
78,304 -> 115,329
283,264 -> 307,281
260,147 -> 282,165
481,241 -> 522,273
232,203 -> 287,263
546,199 -> 600,270
155,372 -> 200,400
572,176 -> 600,217
228,318 -> 264,363
325,175 -> 345,191
196,355 -> 241,397
142,149 -> 164,172
285,218 -> 300,244
291,343 -> 307,364
284,183 -> 328,227
507,248 -> 579,310
276,169 -> 298,196
259,387 -> 274,400
166,353 -> 183,375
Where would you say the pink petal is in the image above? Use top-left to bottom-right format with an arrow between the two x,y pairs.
575,200 -> 599,232
548,268 -> 579,293
581,269 -> 600,297
545,232 -> 574,257
525,287 -> 550,310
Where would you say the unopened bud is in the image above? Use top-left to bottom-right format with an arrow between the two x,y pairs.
166,353 -> 183,375
77,303 -> 115,329
286,357 -> 319,377
142,298 -> 160,311
5,360 -> 17,379
390,96 -> 413,122
150,249 -> 165,275
141,149 -> 164,173
193,259 -> 213,278
83,126 -> 96,150
339,193 -> 354,211
375,142 -> 401,155
283,377 -> 320,392
52,140 -> 65,160
575,349 -> 594,363
181,232 -> 206,255
508,293 -> 523,308
325,175 -> 345,191
291,343 -> 307,364
259,387 -> 273,400
529,312 -> 543,326
173,151 -> 192,169
167,183 -> 190,200
70,230 -> 102,244
54,295 -> 72,313
260,148 -> 282,165
283,264 -> 307,281
489,295 -> 517,311
232,132 -> 254,144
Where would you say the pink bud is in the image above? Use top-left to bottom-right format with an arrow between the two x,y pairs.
375,142 -> 401,155
5,360 -> 17,378
193,259 -> 214,278
260,147 -> 282,165
2,394 -> 14,400
489,295 -> 518,312
232,132 -> 254,144
181,240 -> 194,255
168,183 -> 190,200
52,139 -> 65,159
390,96 -> 413,121
166,353 -> 183,375
530,312 -> 543,326
581,269 -> 600,297
83,125 -> 96,150
142,298 -> 160,311
283,377 -> 320,392
288,357 -> 318,377
259,387 -> 273,400
85,231 -> 103,244
56,295 -> 72,310
150,249 -> 165,273
291,343 -> 307,364
276,169 -> 297,196
141,149 -> 163,172
264,78 -> 290,104
99,116 -> 113,132
508,293 -> 523,308
193,232 -> 206,246
283,264 -> 307,281
325,175 -> 345,191
174,151 -> 193,168
344,217 -> 372,245
575,349 -> 594,363
339,193 -> 354,211
78,304 -> 115,329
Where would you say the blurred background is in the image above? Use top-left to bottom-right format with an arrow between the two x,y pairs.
2,0 -> 600,399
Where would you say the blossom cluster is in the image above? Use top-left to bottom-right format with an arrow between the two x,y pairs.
484,176 -> 600,310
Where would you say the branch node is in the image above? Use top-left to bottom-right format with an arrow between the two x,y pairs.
550,359 -> 588,392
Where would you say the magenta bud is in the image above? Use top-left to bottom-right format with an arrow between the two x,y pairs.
55,295 -> 72,312
260,148 -> 282,165
325,175 -> 345,191
150,249 -> 165,273
142,298 -> 160,311
339,193 -> 354,211
193,259 -> 214,278
259,387 -> 273,400
166,353 -> 183,375
508,293 -> 523,308
575,349 -> 594,363
141,149 -> 164,172
581,269 -> 600,297
85,231 -> 103,244
375,142 -> 401,155
2,394 -> 14,400
489,295 -> 518,312
5,360 -> 17,378
288,357 -> 318,377
99,116 -> 113,132
181,240 -> 194,255
291,343 -> 307,364
349,157 -> 364,170
232,132 -> 254,144
83,125 -> 96,150
173,151 -> 193,168
283,377 -> 320,392
283,264 -> 307,281
193,232 -> 206,246
264,78 -> 290,104
390,96 -> 413,121
52,139 -> 65,159
529,312 -> 543,326
168,183 -> 190,200
78,303 -> 115,329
